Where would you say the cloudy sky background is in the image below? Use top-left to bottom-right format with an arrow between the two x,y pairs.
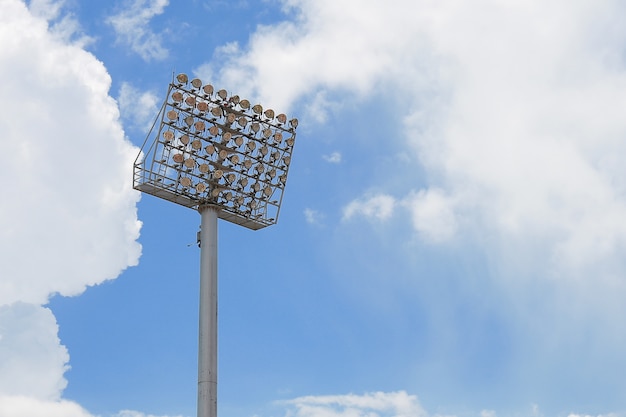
1,0 -> 626,416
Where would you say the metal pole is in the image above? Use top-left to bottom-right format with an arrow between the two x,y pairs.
198,204 -> 219,417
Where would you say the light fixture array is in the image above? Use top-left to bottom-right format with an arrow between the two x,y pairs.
133,73 -> 298,230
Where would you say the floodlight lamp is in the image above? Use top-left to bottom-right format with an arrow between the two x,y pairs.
180,135 -> 190,145
192,140 -> 202,150
217,89 -> 228,100
230,95 -> 240,104
252,104 -> 263,114
176,73 -> 188,84
234,136 -> 244,147
213,169 -> 223,179
172,91 -> 183,102
180,177 -> 192,187
237,117 -> 248,128
240,99 -> 250,109
264,109 -> 275,119
199,163 -> 210,173
167,110 -> 178,121
203,84 -> 214,95
209,126 -> 219,136
226,113 -> 236,124
185,96 -> 196,107
196,183 -> 207,193
290,118 -> 299,128
251,122 -> 260,133
211,107 -> 222,117
205,145 -> 215,154
184,158 -> 195,168
173,153 -> 184,164
197,101 -> 209,112
191,78 -> 203,89
277,113 -> 287,124
163,131 -> 174,142
194,121 -> 206,132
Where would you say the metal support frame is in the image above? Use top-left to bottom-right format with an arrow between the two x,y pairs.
198,204 -> 219,417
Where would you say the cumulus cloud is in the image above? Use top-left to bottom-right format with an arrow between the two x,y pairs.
0,0 -> 141,414
342,194 -> 396,221
0,304 -> 68,400
106,0 -> 169,61
0,395 -> 94,417
0,0 -> 142,307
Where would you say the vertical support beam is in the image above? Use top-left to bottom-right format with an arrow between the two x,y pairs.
198,204 -> 219,417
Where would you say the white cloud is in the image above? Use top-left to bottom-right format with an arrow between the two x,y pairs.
111,411 -> 184,417
343,194 -> 395,221
118,82 -> 160,130
106,0 -> 169,61
0,1 -> 141,415
0,395 -> 94,417
0,0 -> 142,307
203,0 -> 626,289
0,304 -> 68,400
281,391 -> 427,417
323,152 -> 342,164
304,208 -> 323,225
27,0 -> 93,46
404,188 -> 457,243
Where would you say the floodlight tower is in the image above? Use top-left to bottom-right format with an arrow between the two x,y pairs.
133,73 -> 298,417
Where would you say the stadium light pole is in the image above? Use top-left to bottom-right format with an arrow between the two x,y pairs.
133,73 -> 298,417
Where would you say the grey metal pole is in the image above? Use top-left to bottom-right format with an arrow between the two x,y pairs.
198,204 -> 219,417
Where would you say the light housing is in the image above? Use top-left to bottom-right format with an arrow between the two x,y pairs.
134,73 -> 298,230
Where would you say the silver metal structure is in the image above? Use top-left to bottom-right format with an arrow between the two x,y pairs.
133,73 -> 298,417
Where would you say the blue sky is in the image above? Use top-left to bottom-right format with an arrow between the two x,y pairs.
2,0 -> 626,416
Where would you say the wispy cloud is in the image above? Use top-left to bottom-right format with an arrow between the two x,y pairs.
342,194 -> 395,221
322,151 -> 342,164
304,208 -> 324,225
106,0 -> 169,61
280,391 -> 427,417
118,82 -> 160,131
